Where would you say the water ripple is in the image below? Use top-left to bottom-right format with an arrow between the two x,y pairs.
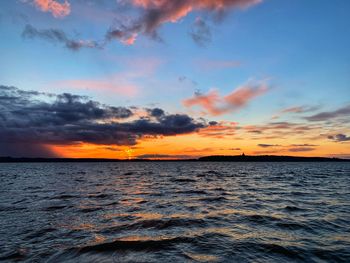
0,162 -> 350,262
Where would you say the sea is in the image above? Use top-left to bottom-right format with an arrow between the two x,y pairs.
0,162 -> 349,262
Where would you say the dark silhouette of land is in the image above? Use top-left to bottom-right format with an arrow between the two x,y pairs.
197,155 -> 349,162
0,155 -> 348,162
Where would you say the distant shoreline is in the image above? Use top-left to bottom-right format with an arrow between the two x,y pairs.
0,155 -> 349,163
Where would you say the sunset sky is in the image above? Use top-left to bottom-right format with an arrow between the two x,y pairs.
0,0 -> 349,159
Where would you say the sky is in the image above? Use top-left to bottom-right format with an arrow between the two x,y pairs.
0,0 -> 349,159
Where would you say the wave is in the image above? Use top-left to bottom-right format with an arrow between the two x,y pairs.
176,190 -> 208,195
198,196 -> 228,202
171,178 -> 196,183
102,217 -> 206,234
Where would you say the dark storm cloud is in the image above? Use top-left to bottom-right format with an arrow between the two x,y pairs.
22,24 -> 102,51
189,17 -> 211,47
0,86 -> 133,125
328,134 -> 350,142
127,114 -> 205,135
209,121 -> 218,126
0,143 -> 58,158
146,107 -> 165,118
305,105 -> 350,122
0,85 -> 206,153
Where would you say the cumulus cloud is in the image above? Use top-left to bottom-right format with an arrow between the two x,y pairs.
0,85 -> 206,156
33,0 -> 71,18
305,105 -> 350,122
22,24 -> 102,51
328,134 -> 350,142
183,82 -> 268,116
146,107 -> 165,118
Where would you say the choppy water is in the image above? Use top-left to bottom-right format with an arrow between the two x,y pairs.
0,162 -> 350,262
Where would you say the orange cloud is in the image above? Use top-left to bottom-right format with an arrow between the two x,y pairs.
198,121 -> 238,138
183,82 -> 268,116
33,0 -> 71,18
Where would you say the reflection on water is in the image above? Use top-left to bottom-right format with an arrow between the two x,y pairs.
1,162 -> 350,262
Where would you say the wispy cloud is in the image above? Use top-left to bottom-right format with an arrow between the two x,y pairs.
183,81 -> 268,116
281,105 -> 320,114
290,144 -> 318,147
305,104 -> 350,121
198,121 -> 238,138
189,17 -> 211,47
22,24 -> 102,51
288,147 -> 315,152
107,0 -> 262,44
244,121 -> 322,139
22,0 -> 262,46
257,144 -> 281,148
53,57 -> 162,96
55,79 -> 139,97
271,105 -> 320,120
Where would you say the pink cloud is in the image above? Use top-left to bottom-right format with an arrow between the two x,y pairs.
121,34 -> 137,46
52,57 -> 162,97
198,121 -> 238,138
33,0 -> 71,18
183,82 -> 268,116
132,0 -> 262,24
55,79 -> 138,97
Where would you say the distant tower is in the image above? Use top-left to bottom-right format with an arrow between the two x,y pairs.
242,152 -> 245,156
